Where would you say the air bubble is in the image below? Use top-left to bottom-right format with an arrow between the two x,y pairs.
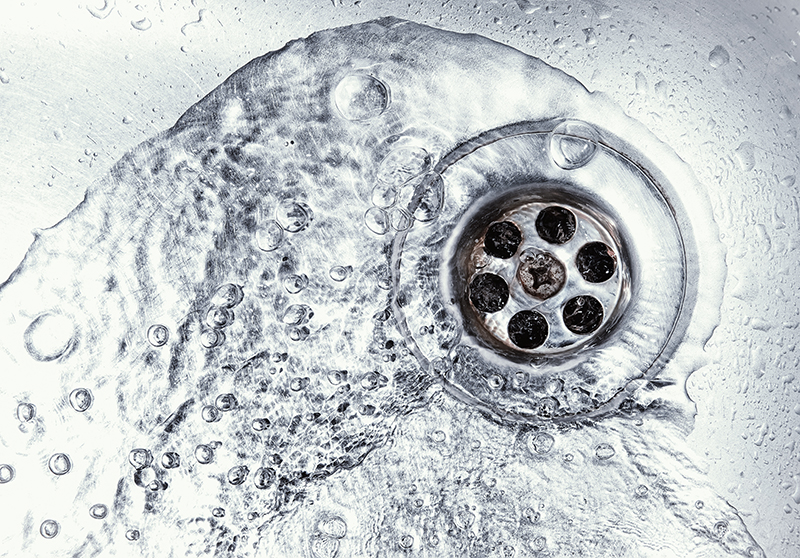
256,220 -> 284,251
431,430 -> 446,443
161,452 -> 180,469
487,374 -> 504,389
68,388 -> 93,412
364,207 -> 389,235
125,529 -> 140,541
211,283 -> 244,308
545,378 -> 563,395
290,377 -> 310,391
252,418 -> 270,431
131,17 -> 151,31
24,312 -> 76,362
48,453 -> 72,475
282,304 -> 312,325
595,443 -> 615,460
563,295 -> 604,334
146,324 -> 169,347
253,466 -> 275,489
212,507 -> 225,518
390,208 -> 412,231
40,519 -> 59,539
576,242 -> 616,283
454,509 -> 475,529
376,146 -> 431,187
635,484 -> 648,497
523,507 -> 540,523
412,173 -> 444,222
129,448 -> 153,470
310,535 -> 340,558
713,520 -> 728,538
508,310 -> 548,349
227,465 -> 249,485
195,444 -> 214,464
16,402 -> 35,422
372,182 -> 398,208
329,265 -> 352,282
284,274 -> 309,294
531,536 -> 546,551
527,432 -> 555,454
0,464 -> 15,483
399,534 -> 414,549
276,200 -> 312,233
215,393 -> 237,411
206,306 -> 234,328
695,500 -> 704,509
549,120 -> 599,170
469,273 -> 509,313
318,515 -> 347,538
201,405 -> 222,423
333,73 -> 389,121
199,329 -> 226,348
89,504 -> 108,519
535,206 -> 576,244
483,221 -> 522,259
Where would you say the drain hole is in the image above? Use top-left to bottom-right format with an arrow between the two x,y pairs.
576,242 -> 617,283
508,310 -> 548,349
535,206 -> 576,245
483,221 -> 522,259
516,249 -> 566,300
563,295 -> 604,334
469,273 -> 509,313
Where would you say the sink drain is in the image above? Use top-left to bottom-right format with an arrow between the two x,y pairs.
394,120 -> 690,422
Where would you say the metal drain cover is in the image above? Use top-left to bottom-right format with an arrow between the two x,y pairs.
395,120 -> 691,423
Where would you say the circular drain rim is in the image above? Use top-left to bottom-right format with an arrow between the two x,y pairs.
391,119 -> 693,424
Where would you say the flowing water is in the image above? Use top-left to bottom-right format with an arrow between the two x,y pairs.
0,2 -> 797,557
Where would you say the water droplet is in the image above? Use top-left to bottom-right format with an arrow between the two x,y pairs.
595,443 -> 615,460
527,432 -> 555,455
48,453 -> 72,475
199,329 -> 225,348
195,444 -> 214,464
68,387 -> 93,412
411,173 -> 444,222
252,418 -> 270,431
126,528 -> 140,541
87,503 -> 108,519
779,105 -> 793,120
131,17 -> 152,31
87,0 -> 115,19
399,534 -> 414,549
734,141 -> 756,171
215,393 -> 237,411
282,304 -> 312,325
549,120 -> 599,170
16,402 -> 36,422
161,452 -> 180,469
253,466 -> 276,489
582,27 -> 597,45
128,448 -> 153,470
276,200 -> 312,233
364,207 -> 389,235
0,464 -> 15,483
24,312 -> 76,362
329,265 -> 352,282
708,45 -> 730,68
695,499 -> 704,509
0,71 -> 9,84
634,71 -> 648,93
146,324 -> 169,347
40,519 -> 59,539
333,73 -> 389,121
635,484 -> 649,497
212,507 -> 225,518
377,146 -> 432,187
779,175 -> 796,188
318,515 -> 348,538
201,405 -> 221,422
227,465 -> 249,485
256,220 -> 284,251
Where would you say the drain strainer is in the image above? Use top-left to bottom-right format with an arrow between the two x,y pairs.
394,120 -> 690,423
